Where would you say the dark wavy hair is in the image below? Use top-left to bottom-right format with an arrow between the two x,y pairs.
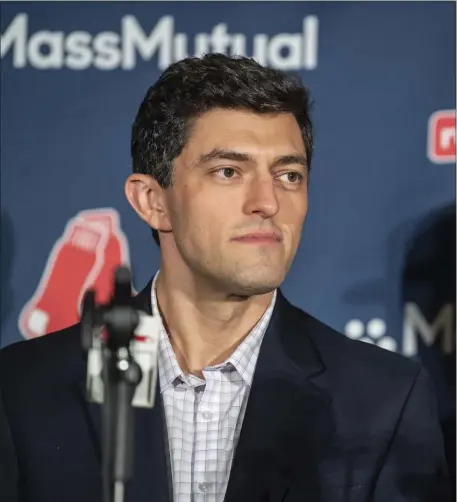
131,53 -> 314,246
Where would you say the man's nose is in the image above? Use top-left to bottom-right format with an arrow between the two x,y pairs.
243,177 -> 280,219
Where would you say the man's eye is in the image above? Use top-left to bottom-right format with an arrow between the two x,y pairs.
279,172 -> 303,183
215,168 -> 237,179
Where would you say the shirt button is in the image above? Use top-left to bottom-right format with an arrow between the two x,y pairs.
201,410 -> 213,420
198,482 -> 209,493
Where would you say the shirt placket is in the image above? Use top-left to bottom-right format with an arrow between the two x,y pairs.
167,383 -> 196,502
193,371 -> 222,502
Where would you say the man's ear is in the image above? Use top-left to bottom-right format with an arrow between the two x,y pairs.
124,174 -> 172,233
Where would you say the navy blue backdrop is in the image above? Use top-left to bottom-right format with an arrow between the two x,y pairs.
1,0 -> 455,474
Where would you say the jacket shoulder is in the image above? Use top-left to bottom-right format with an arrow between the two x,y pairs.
288,301 -> 421,384
0,324 -> 83,387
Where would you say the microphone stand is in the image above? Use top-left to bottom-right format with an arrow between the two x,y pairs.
81,266 -> 142,502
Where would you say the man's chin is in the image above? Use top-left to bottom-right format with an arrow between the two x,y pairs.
242,285 -> 278,297
226,274 -> 283,297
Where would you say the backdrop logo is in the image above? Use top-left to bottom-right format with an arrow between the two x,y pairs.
1,13 -> 318,71
18,208 -> 131,339
344,318 -> 397,352
344,303 -> 455,357
427,110 -> 456,164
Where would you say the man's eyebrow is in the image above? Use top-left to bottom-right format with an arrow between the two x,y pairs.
271,154 -> 308,170
192,148 -> 308,170
192,149 -> 251,167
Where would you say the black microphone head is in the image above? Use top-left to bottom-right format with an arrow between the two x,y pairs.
113,265 -> 133,305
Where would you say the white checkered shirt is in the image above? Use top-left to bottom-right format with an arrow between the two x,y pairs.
151,272 -> 276,502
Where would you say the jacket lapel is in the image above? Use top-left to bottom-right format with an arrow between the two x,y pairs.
224,291 -> 334,502
74,279 -> 171,502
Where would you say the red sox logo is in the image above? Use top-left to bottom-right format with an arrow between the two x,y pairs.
427,109 -> 456,164
18,208 -> 133,339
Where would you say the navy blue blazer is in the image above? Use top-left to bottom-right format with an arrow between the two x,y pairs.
0,280 -> 451,502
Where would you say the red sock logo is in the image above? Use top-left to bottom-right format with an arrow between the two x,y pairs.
18,219 -> 109,338
18,208 -> 132,339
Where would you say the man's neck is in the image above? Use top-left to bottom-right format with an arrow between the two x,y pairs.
154,269 -> 274,377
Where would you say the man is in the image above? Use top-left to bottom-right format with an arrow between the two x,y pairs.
0,54 -> 450,502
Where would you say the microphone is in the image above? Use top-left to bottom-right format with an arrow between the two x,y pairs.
85,311 -> 161,408
80,266 -> 161,502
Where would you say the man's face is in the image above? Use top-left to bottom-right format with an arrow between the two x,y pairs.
163,108 -> 309,296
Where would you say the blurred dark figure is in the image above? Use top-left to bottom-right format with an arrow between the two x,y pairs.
402,205 -> 456,495
0,209 -> 15,340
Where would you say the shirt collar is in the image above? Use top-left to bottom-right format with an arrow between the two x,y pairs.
150,271 -> 276,390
